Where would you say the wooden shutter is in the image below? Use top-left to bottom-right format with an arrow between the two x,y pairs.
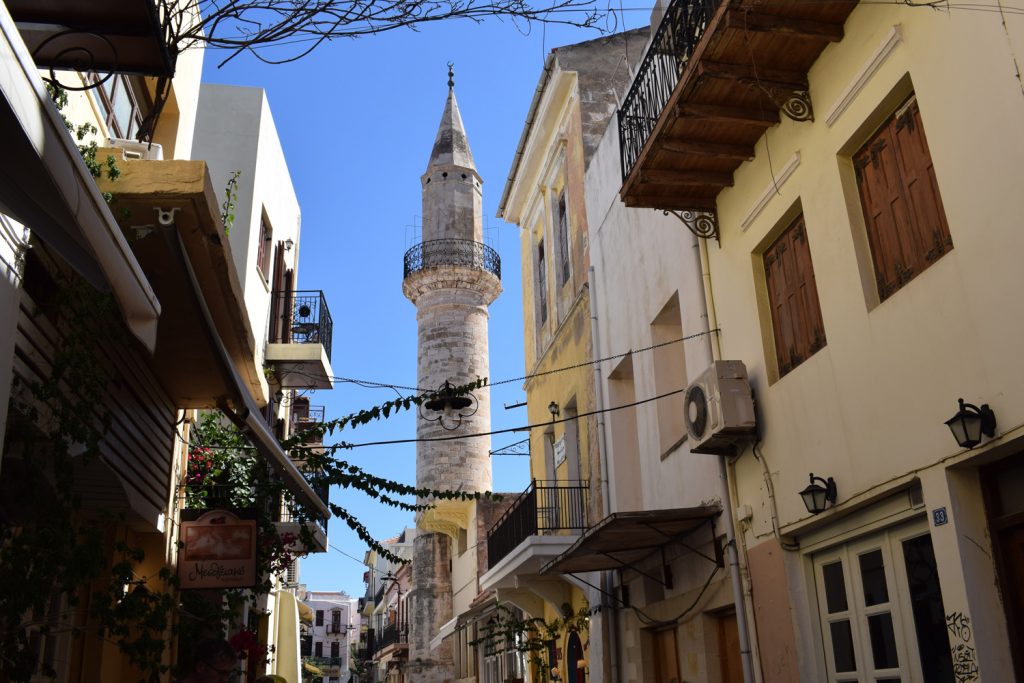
855,96 -> 951,301
555,192 -> 570,286
892,100 -> 952,265
764,215 -> 826,376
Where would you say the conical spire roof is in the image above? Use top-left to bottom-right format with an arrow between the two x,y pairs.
427,76 -> 476,171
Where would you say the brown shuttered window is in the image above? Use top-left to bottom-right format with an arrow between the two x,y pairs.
554,191 -> 571,286
764,214 -> 826,377
854,96 -> 952,301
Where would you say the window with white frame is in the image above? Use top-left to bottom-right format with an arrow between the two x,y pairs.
812,521 -> 954,682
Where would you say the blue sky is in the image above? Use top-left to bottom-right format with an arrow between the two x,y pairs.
200,8 -> 650,595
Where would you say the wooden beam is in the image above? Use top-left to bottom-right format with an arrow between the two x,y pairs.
725,9 -> 845,42
661,139 -> 755,160
621,191 -> 719,212
641,170 -> 734,187
697,61 -> 808,90
677,103 -> 779,126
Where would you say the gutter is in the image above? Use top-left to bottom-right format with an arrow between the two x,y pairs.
496,52 -> 556,219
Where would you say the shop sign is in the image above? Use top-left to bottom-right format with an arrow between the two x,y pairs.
179,510 -> 257,589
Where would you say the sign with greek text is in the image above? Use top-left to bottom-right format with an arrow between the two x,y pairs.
554,436 -> 566,467
179,510 -> 257,589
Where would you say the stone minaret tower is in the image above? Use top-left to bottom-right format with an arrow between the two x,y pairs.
402,68 -> 501,682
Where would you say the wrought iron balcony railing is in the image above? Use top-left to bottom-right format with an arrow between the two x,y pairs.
374,623 -> 407,653
487,480 -> 588,568
269,290 -> 334,362
403,239 -> 501,280
619,0 -> 724,181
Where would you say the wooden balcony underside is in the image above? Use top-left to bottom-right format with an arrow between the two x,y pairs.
620,0 -> 857,211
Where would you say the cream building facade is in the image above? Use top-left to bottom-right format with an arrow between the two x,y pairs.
616,0 -> 1024,681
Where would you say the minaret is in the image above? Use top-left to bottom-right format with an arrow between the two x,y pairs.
402,66 -> 501,682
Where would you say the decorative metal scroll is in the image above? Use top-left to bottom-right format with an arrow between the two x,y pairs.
619,0 -> 725,181
663,209 -> 720,242
739,80 -> 815,122
403,239 -> 501,280
489,438 -> 530,457
33,31 -> 118,92
418,380 -> 479,431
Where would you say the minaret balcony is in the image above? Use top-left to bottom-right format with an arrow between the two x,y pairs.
403,238 -> 501,281
266,289 -> 334,390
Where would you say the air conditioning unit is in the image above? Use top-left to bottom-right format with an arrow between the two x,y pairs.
107,138 -> 163,161
684,360 -> 757,455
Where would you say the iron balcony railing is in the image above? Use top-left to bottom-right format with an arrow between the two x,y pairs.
306,656 -> 344,668
269,290 -> 334,362
619,0 -> 724,181
403,238 -> 501,280
375,623 -> 407,653
487,480 -> 588,568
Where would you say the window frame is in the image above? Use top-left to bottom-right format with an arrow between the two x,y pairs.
853,95 -> 952,302
762,213 -> 826,378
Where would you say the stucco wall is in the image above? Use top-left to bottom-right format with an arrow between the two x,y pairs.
705,4 -> 1024,680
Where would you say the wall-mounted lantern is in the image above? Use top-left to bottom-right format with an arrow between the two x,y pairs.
800,473 -> 837,515
944,398 -> 996,449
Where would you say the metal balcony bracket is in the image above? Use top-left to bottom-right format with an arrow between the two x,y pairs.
739,80 -> 815,123
597,550 -> 670,587
565,572 -> 630,608
663,209 -> 720,243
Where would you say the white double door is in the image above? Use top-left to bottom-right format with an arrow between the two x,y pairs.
812,519 -> 948,683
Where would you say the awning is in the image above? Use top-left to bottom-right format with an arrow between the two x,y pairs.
7,0 -> 177,77
540,506 -> 721,575
0,2 -> 160,351
297,600 -> 314,625
96,154 -> 328,520
429,617 -> 457,652
303,662 -> 323,676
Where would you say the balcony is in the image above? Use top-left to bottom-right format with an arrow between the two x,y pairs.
374,623 -> 407,654
291,401 -> 325,444
479,481 -> 587,597
403,238 -> 501,280
618,0 -> 856,228
266,290 -> 334,390
274,471 -> 330,553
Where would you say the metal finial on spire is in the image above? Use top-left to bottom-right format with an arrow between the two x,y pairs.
447,61 -> 454,90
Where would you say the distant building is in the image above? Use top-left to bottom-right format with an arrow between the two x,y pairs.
303,591 -> 359,683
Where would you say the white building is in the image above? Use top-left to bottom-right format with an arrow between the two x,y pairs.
304,591 -> 360,683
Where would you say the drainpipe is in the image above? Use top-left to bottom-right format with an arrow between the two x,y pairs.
588,265 -> 619,683
696,237 -> 756,683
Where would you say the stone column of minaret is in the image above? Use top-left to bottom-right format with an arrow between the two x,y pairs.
401,67 -> 501,683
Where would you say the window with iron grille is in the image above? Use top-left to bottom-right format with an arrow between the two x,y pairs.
554,191 -> 571,286
854,95 -> 951,301
763,214 -> 826,377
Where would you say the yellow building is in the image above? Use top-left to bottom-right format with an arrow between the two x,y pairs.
619,1 -> 1024,680
491,31 -> 646,683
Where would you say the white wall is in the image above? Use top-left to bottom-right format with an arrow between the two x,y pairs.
584,110 -> 723,515
192,84 -> 301,368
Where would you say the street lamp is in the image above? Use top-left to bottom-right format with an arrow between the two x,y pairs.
945,398 -> 996,449
799,473 -> 837,515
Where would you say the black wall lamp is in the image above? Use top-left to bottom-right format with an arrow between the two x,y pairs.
548,401 -> 560,421
800,473 -> 837,515
945,398 -> 996,449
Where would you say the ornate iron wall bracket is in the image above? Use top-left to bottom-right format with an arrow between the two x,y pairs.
662,209 -> 720,243
739,79 -> 815,122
